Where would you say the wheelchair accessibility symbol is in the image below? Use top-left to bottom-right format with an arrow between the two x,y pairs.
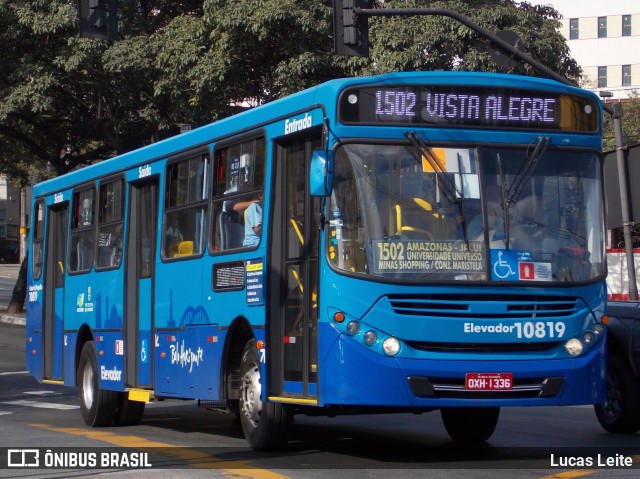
491,249 -> 518,281
140,339 -> 148,363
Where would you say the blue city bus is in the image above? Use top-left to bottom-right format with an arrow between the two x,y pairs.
26,71 -> 607,448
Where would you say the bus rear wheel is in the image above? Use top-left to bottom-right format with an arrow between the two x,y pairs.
441,407 -> 500,443
239,339 -> 291,449
77,341 -> 119,427
595,355 -> 640,433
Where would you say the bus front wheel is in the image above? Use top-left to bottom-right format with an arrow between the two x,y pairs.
595,354 -> 640,433
239,339 -> 291,449
441,407 -> 500,443
77,341 -> 119,427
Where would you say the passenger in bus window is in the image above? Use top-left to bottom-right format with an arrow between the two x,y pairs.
165,216 -> 184,256
223,187 -> 259,215
243,192 -> 263,247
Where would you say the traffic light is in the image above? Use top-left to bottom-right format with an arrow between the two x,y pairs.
78,0 -> 118,40
333,0 -> 369,57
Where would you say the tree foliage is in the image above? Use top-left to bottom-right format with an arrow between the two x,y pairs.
0,0 -> 204,181
603,94 -> 640,152
364,0 -> 581,81
0,0 -> 581,183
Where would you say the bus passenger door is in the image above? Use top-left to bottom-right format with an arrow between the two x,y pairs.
269,131 -> 322,401
124,178 -> 158,388
43,204 -> 68,381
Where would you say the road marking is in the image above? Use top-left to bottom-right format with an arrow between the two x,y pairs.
24,390 -> 58,396
32,423 -> 291,479
0,371 -> 29,376
540,470 -> 596,479
540,471 -> 596,479
2,400 -> 79,410
0,411 -> 12,416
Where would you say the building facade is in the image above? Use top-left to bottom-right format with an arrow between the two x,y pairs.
527,0 -> 640,99
0,176 -> 23,264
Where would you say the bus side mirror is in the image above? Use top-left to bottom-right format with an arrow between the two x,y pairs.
310,149 -> 334,197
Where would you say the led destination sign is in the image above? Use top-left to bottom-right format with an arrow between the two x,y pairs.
339,85 -> 599,132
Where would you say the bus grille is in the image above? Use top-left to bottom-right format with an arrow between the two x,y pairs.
405,340 -> 560,353
386,294 -> 578,320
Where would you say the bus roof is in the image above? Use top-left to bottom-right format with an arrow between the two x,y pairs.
33,71 -> 599,197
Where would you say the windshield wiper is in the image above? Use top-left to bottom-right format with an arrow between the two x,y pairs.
404,131 -> 474,244
507,136 -> 550,206
404,131 -> 462,204
496,154 -> 511,248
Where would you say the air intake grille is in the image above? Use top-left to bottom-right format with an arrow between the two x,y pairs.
386,294 -> 578,320
405,340 -> 560,353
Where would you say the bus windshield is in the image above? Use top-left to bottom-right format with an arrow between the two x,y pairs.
328,142 -> 604,283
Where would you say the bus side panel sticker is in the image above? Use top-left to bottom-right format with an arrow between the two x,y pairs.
212,260 -> 245,291
246,258 -> 264,306
490,249 -> 552,281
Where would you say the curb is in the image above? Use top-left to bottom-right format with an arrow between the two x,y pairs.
0,313 -> 25,326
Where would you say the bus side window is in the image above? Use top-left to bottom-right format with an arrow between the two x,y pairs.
212,137 -> 265,252
96,178 -> 124,269
69,187 -> 95,273
163,153 -> 208,259
32,201 -> 45,280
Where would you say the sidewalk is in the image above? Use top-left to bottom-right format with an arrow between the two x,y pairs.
0,264 -> 25,326
0,309 -> 25,326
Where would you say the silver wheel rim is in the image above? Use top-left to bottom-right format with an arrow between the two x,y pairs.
240,362 -> 262,428
82,361 -> 94,410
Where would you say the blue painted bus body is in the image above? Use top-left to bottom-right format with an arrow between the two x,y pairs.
26,71 -> 606,413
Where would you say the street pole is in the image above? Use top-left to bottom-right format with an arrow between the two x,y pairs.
609,102 -> 638,300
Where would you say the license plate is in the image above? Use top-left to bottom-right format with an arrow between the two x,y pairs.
465,372 -> 513,390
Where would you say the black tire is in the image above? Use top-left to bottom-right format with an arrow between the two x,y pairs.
441,407 -> 500,443
595,354 -> 640,433
239,339 -> 291,449
77,341 -> 119,427
113,393 -> 145,427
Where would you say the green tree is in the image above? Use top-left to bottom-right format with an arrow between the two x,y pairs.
602,94 -> 640,152
363,0 -> 581,81
1,0 -> 581,183
151,0 -> 352,118
0,0 -> 205,181
153,0 -> 583,120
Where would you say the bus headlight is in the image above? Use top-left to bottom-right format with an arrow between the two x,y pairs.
592,323 -> 605,338
564,338 -> 583,356
582,332 -> 595,347
347,321 -> 360,335
382,337 -> 400,356
364,331 -> 377,346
